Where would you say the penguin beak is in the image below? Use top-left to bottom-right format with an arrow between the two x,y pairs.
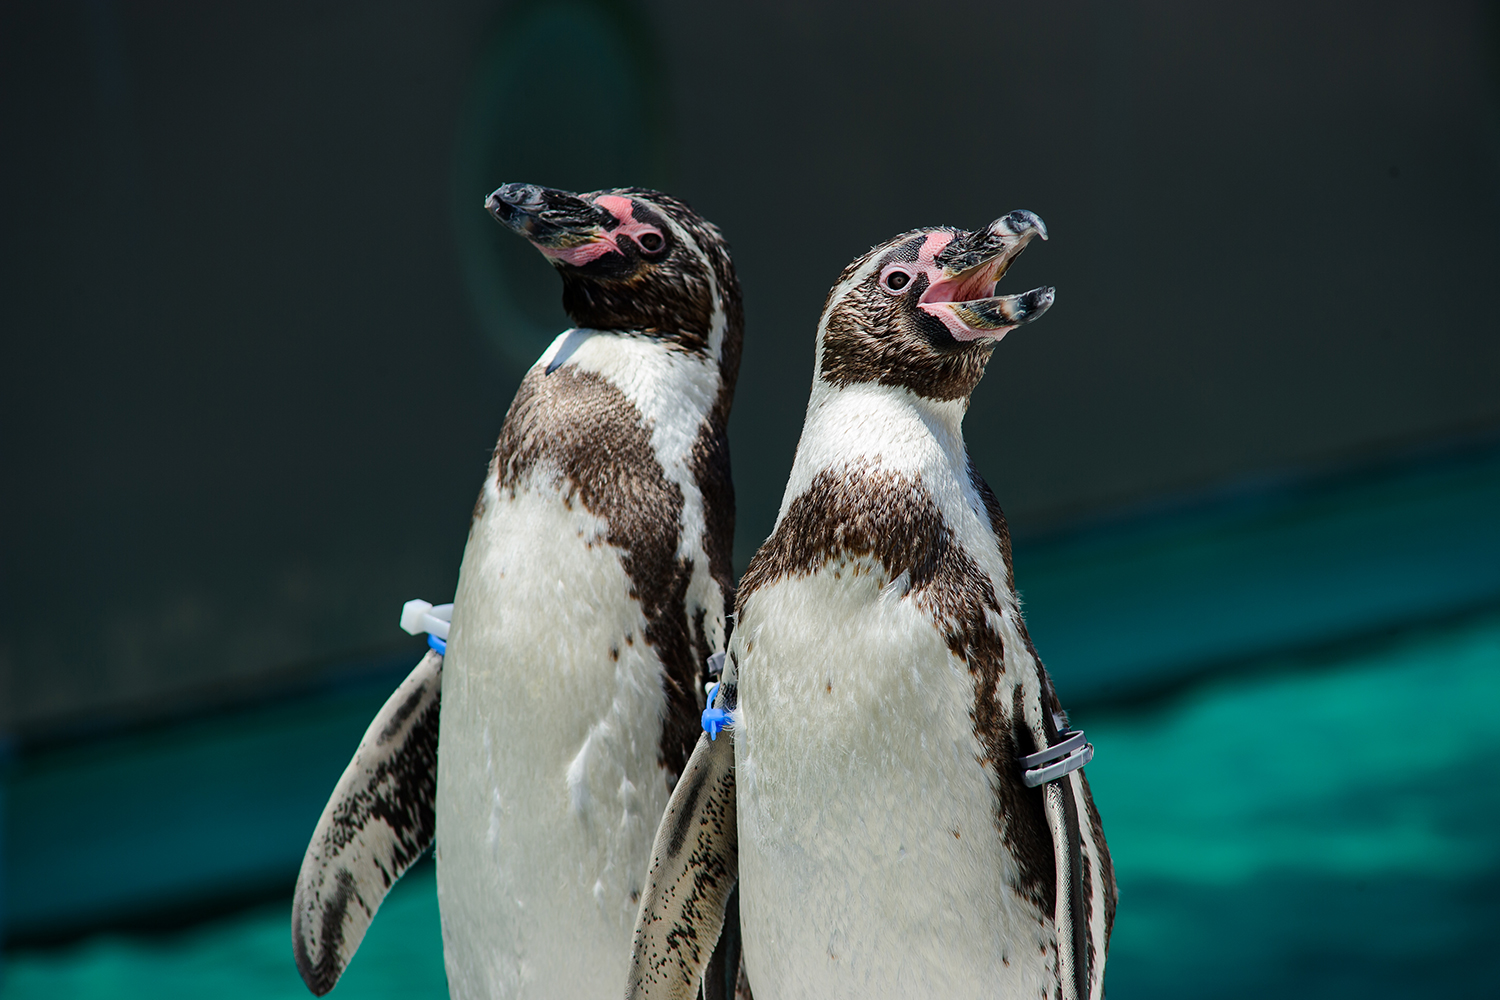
485,183 -> 621,267
920,210 -> 1055,342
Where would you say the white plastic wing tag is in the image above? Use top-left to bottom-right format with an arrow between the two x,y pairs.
400,599 -> 453,655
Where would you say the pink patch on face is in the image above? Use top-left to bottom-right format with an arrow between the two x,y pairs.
594,195 -> 635,223
536,240 -> 618,266
592,194 -> 666,253
531,195 -> 639,265
917,231 -> 955,264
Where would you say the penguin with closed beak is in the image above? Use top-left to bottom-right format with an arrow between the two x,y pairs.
293,184 -> 745,999
627,212 -> 1114,1000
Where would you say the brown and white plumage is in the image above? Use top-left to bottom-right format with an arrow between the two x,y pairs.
629,212 -> 1114,1000
293,184 -> 745,999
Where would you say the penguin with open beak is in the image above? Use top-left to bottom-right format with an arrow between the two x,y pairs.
293,184 -> 745,999
627,212 -> 1114,1000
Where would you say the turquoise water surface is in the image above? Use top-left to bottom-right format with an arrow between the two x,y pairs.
4,609 -> 1498,998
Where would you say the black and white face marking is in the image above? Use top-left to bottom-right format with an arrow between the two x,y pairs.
819,210 -> 1054,401
486,183 -> 742,359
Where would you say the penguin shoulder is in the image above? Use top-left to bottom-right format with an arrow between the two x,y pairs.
536,328 -> 722,456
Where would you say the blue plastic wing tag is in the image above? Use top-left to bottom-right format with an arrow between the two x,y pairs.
700,652 -> 733,740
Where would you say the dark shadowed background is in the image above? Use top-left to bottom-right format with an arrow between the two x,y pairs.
2,2 -> 1498,997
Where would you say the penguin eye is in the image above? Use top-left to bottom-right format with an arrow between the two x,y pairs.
881,268 -> 913,293
636,230 -> 665,253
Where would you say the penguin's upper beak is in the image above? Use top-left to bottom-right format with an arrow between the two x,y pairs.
485,183 -> 620,267
920,210 -> 1054,342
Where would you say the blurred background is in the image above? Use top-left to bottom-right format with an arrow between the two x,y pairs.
3,1 -> 1499,996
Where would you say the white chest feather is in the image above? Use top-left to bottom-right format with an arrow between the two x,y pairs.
436,475 -> 670,999
730,382 -> 1057,999
732,571 -> 1052,1000
435,333 -> 724,1000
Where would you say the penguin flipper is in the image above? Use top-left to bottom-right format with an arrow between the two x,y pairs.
292,649 -> 441,995
627,728 -> 739,1000
700,887 -> 748,1000
1041,760 -> 1115,1000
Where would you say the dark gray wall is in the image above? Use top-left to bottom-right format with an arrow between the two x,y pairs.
1,1 -> 502,731
658,0 -> 1500,534
4,0 -> 1499,734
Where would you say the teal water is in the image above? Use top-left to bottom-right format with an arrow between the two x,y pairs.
0,864 -> 447,999
1082,609 -> 1500,997
4,610 -> 1498,997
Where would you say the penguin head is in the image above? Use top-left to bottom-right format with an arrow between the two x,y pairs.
815,211 -> 1053,402
486,183 -> 742,367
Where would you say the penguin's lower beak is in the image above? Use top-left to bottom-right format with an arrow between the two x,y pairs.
920,210 -> 1054,342
485,183 -> 620,266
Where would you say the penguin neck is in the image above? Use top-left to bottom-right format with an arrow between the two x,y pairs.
554,289 -> 739,403
776,377 -> 972,523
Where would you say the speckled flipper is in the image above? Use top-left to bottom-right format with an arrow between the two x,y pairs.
1044,777 -> 1085,1000
627,720 -> 740,1000
292,650 -> 441,995
1042,754 -> 1111,1000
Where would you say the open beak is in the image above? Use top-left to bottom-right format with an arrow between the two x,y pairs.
484,183 -> 620,266
920,210 -> 1054,342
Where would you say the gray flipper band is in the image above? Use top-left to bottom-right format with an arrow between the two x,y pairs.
1022,730 -> 1093,788
292,650 -> 441,995
1020,729 -> 1086,770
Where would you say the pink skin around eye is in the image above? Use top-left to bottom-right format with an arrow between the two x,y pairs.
881,230 -> 954,295
531,193 -> 663,266
879,263 -> 911,290
594,194 -> 665,250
